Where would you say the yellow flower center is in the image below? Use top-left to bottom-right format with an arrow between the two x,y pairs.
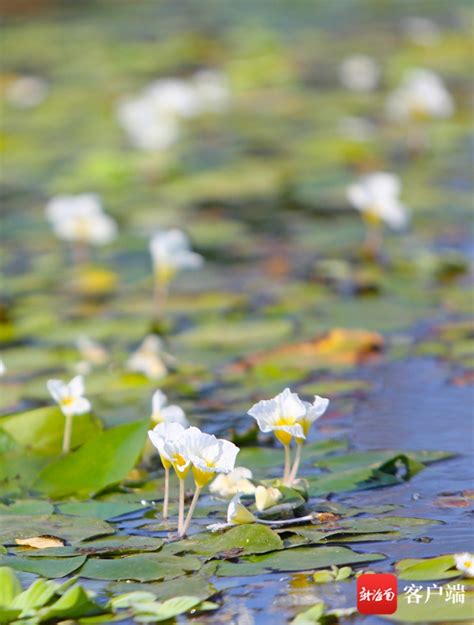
192,466 -> 214,488
60,396 -> 74,407
172,453 -> 190,478
274,415 -> 296,446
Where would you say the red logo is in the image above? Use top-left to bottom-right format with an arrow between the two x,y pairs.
357,573 -> 398,615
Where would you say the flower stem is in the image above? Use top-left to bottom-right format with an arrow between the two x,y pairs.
72,241 -> 88,266
180,486 -> 201,537
283,444 -> 292,484
62,413 -> 73,454
178,477 -> 186,534
288,441 -> 303,485
163,467 -> 170,520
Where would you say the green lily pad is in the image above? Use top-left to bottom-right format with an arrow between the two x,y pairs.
57,501 -> 146,520
19,535 -> 163,557
0,499 -> 54,516
181,524 -> 283,557
0,554 -> 87,578
0,514 -> 115,544
395,555 -> 459,581
216,545 -> 385,576
78,553 -> 202,582
34,419 -> 149,498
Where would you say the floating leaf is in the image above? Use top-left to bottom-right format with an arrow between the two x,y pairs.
182,524 -> 283,557
291,602 -> 325,624
78,553 -> 201,582
35,420 -> 149,498
57,501 -> 145,520
0,554 -> 87,578
23,535 -> 163,558
0,500 -> 55,516
216,546 -> 385,577
395,555 -> 459,581
0,514 -> 115,544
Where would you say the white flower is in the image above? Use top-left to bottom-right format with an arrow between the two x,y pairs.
454,553 -> 474,578
76,335 -> 108,366
117,71 -> 229,152
45,194 -> 117,245
248,387 -> 306,445
127,335 -> 168,380
0,358 -> 5,376
209,467 -> 256,498
386,69 -> 454,121
227,494 -> 256,525
151,390 -> 189,427
117,94 -> 181,152
184,426 -> 240,487
339,55 -> 380,92
255,485 -> 282,512
148,422 -> 189,476
347,172 -> 409,230
150,229 -> 203,284
47,375 -> 91,418
299,395 -> 330,437
6,75 -> 48,109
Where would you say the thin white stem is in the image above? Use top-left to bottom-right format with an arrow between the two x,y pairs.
163,468 -> 169,520
288,441 -> 303,485
178,477 -> 186,534
62,413 -> 73,454
283,444 -> 292,484
180,486 -> 201,537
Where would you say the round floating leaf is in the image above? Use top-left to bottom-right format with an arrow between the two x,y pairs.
396,555 -> 459,581
0,514 -> 115,545
78,553 -> 201,582
181,524 -> 284,557
0,555 -> 86,578
216,546 -> 385,577
57,501 -> 145,520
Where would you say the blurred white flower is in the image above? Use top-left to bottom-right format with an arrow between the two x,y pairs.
6,75 -> 48,109
227,494 -> 256,525
210,467 -> 256,498
45,194 -> 117,245
248,387 -> 306,446
117,70 -> 230,152
127,335 -> 168,380
76,335 -> 109,366
151,389 -> 189,427
117,95 -> 180,152
454,553 -> 474,577
347,172 -> 409,230
0,358 -> 5,376
402,17 -> 441,47
150,229 -> 203,285
47,375 -> 91,418
255,485 -> 282,512
339,55 -> 380,92
386,69 -> 454,121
